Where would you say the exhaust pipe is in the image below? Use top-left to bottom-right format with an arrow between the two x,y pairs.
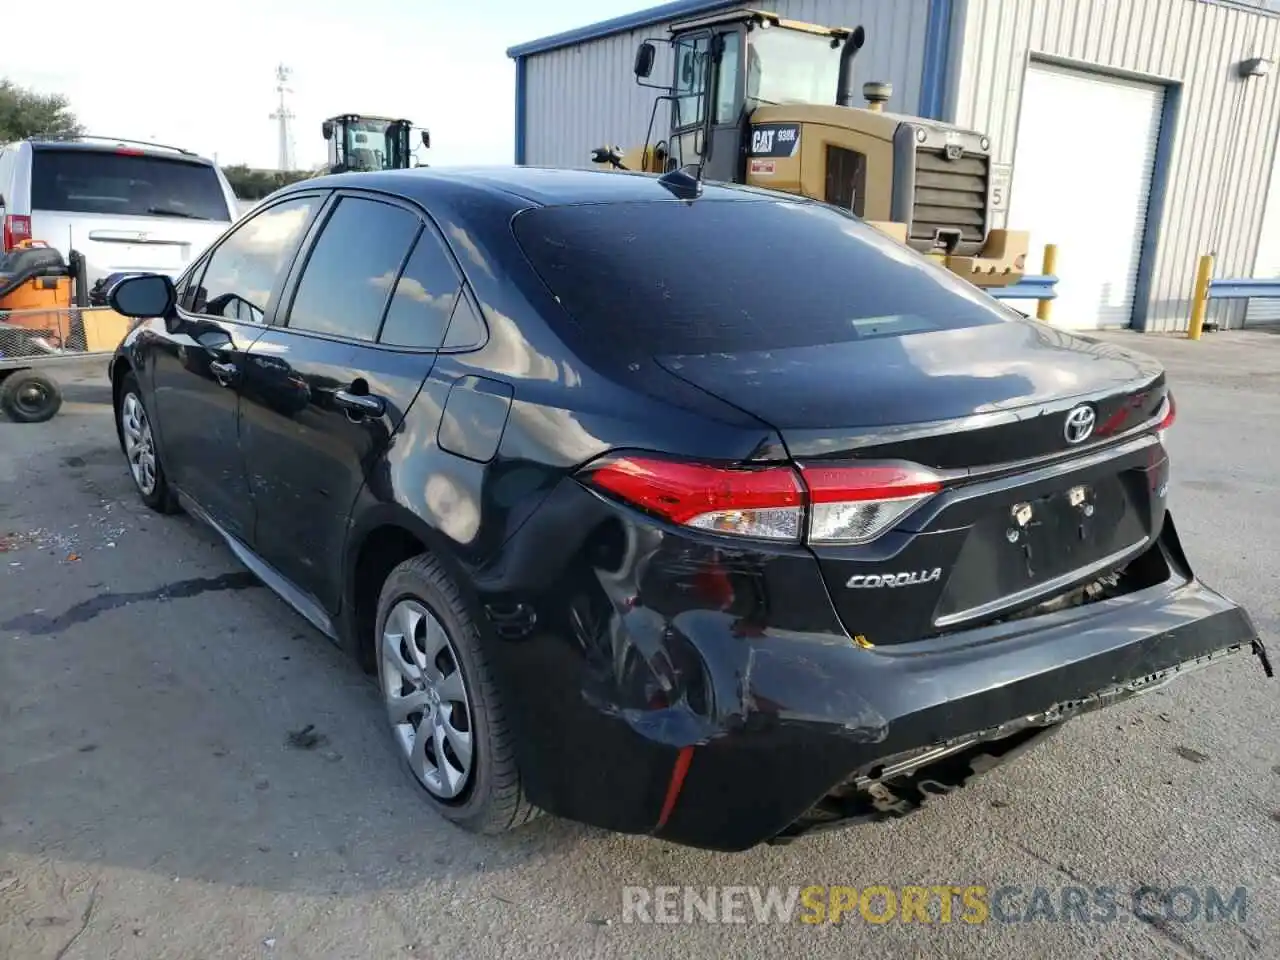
837,26 -> 867,107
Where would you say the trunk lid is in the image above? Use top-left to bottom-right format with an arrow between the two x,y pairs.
655,321 -> 1173,643
654,320 -> 1166,468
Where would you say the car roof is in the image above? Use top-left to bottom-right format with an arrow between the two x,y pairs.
24,139 -> 214,164
293,165 -> 797,210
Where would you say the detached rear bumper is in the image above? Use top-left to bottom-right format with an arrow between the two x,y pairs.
658,573 -> 1263,850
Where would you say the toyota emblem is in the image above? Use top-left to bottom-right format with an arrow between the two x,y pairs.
1064,404 -> 1096,444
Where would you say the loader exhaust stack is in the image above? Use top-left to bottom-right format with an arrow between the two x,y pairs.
836,26 -> 867,107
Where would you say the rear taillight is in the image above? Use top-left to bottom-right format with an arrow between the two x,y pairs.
581,456 -> 943,545
801,463 -> 944,544
2,214 -> 32,251
1155,392 -> 1176,437
584,457 -> 805,541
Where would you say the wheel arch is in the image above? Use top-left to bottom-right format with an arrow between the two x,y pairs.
109,355 -> 135,450
109,354 -> 133,401
342,503 -> 481,674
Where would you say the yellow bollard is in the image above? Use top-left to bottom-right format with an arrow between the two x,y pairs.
1187,253 -> 1215,341
1036,244 -> 1058,322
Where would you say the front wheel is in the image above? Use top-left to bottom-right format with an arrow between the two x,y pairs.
0,370 -> 63,423
375,553 -> 539,835
117,372 -> 179,513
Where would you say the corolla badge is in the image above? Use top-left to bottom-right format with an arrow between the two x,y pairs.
1064,404 -> 1096,444
847,568 -> 942,589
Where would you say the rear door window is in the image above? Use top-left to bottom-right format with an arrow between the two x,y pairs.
30,148 -> 230,221
441,294 -> 487,350
377,228 -> 462,349
510,198 -> 1011,360
284,196 -> 421,342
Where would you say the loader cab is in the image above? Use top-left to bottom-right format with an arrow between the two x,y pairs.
632,10 -> 996,260
321,115 -> 431,173
632,9 -> 856,180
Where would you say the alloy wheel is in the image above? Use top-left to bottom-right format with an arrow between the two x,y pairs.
120,393 -> 158,496
380,598 -> 475,800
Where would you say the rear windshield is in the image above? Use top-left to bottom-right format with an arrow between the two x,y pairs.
511,198 -> 1012,357
31,148 -> 230,221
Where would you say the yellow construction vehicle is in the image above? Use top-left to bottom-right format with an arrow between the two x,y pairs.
322,114 -> 431,173
590,7 -> 1027,288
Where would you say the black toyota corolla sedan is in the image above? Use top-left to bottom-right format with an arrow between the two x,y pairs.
104,166 -> 1271,852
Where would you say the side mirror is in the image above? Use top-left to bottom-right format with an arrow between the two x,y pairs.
321,120 -> 334,140
634,41 -> 656,79
420,129 -> 431,149
108,273 -> 176,319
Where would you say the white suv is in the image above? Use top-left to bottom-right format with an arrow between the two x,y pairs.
0,137 -> 239,290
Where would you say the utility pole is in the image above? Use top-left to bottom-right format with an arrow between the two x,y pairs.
269,64 -> 295,171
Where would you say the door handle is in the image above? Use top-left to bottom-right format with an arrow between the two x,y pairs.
334,390 -> 384,417
209,360 -> 237,384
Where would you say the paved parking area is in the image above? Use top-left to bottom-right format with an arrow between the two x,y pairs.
1,335 -> 1277,960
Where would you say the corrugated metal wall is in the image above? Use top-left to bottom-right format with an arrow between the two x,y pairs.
524,24 -> 678,172
949,0 -> 1280,331
522,0 -> 932,170
1248,125 -> 1280,324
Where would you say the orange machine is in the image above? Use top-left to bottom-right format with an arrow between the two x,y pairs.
0,240 -> 77,349
1,240 -> 138,422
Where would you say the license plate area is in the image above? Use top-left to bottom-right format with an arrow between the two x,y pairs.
933,471 -> 1148,626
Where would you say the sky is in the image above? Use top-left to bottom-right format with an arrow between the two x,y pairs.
4,0 -> 655,170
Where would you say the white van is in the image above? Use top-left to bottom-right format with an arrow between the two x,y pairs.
0,137 -> 238,290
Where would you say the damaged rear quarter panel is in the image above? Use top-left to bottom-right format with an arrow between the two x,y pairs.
469,477 -> 892,836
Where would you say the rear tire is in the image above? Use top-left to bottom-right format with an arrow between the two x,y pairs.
375,553 -> 540,835
116,371 -> 179,514
0,370 -> 63,423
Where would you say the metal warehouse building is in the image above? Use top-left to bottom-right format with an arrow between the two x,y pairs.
508,0 -> 1280,332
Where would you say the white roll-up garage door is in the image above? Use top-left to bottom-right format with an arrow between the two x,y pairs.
1006,61 -> 1164,329
1247,131 -> 1280,326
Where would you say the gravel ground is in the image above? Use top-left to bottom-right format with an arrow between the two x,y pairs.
0,335 -> 1277,960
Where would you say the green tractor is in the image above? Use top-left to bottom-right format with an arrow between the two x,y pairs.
321,114 -> 431,173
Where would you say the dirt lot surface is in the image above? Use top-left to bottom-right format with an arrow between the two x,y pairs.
1,334 -> 1278,959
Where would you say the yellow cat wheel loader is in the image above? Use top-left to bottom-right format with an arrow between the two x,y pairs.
590,7 -> 1028,288
322,114 -> 431,173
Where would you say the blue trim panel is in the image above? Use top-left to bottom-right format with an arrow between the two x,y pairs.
514,56 -> 527,165
506,0 -> 734,58
918,0 -> 954,119
1208,278 -> 1280,299
988,275 -> 1058,300
1129,83 -> 1181,331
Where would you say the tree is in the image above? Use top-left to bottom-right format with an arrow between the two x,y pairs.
220,164 -> 317,201
0,78 -> 84,141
